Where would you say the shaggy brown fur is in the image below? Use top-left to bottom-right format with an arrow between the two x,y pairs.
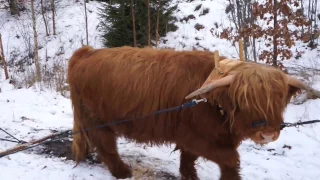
67,46 -> 299,180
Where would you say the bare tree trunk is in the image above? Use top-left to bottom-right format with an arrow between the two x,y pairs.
31,0 -> 41,82
0,34 -> 9,80
231,0 -> 250,60
52,0 -> 56,35
131,0 -> 137,47
41,0 -> 49,36
155,0 -> 161,48
8,0 -> 19,16
147,0 -> 151,47
272,0 -> 278,67
308,0 -> 311,36
315,0 -> 318,26
249,0 -> 257,62
243,0 -> 250,60
252,37 -> 257,62
301,0 -> 305,34
229,0 -> 239,30
312,0 -> 318,43
310,0 -> 315,44
235,0 -> 242,32
84,0 -> 89,45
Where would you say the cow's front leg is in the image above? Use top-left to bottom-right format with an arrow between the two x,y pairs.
177,136 -> 241,180
216,151 -> 241,180
179,147 -> 199,180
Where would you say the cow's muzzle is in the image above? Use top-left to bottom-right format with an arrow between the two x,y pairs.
254,131 -> 279,144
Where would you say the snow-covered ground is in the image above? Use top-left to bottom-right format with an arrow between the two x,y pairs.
1,73 -> 320,180
1,0 -> 320,179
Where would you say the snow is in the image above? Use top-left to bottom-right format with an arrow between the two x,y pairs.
0,0 -> 320,179
0,0 -> 103,84
1,76 -> 320,180
158,0 -> 237,56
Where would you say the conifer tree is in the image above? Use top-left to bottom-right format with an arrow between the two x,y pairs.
98,0 -> 178,48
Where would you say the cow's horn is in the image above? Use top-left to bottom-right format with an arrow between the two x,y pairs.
185,75 -> 235,99
286,75 -> 320,97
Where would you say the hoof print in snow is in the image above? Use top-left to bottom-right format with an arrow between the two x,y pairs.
194,23 -> 204,31
194,4 -> 202,11
282,144 -> 292,150
199,8 -> 209,16
180,14 -> 196,23
30,136 -> 179,179
20,116 -> 35,122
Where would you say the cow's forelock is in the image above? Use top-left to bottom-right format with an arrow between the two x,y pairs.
207,63 -> 293,144
230,66 -> 288,126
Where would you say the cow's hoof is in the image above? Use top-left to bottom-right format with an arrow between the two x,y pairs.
111,165 -> 132,179
181,175 -> 200,180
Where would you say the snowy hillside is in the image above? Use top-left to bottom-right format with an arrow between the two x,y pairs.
1,0 -> 320,180
0,0 -> 103,89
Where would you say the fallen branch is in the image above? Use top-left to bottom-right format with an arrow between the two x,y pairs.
0,130 -> 70,158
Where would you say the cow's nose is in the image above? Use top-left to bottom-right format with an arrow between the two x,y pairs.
260,132 -> 275,143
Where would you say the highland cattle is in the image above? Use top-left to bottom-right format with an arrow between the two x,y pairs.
67,46 -> 320,180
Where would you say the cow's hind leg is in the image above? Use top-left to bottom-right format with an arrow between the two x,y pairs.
178,146 -> 199,180
88,128 -> 132,179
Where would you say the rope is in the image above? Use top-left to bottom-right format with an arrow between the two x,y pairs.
0,98 -> 207,158
0,138 -> 22,143
71,98 -> 208,136
281,120 -> 320,130
0,127 -> 26,144
1,96 -> 319,159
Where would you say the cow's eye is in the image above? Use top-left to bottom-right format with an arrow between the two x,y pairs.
252,120 -> 268,128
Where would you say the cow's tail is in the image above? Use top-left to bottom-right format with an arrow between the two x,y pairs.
70,86 -> 93,163
68,46 -> 95,163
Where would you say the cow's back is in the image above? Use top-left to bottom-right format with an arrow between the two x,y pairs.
68,46 -> 216,139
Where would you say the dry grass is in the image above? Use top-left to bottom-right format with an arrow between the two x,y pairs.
9,56 -> 69,97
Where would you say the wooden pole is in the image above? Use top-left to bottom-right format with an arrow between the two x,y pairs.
0,130 -> 70,158
214,50 -> 220,69
239,39 -> 244,61
0,34 -> 9,80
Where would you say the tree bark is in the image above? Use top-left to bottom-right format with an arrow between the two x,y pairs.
155,0 -> 161,48
131,0 -> 137,47
147,0 -> 151,47
0,34 -> 9,80
272,0 -> 278,67
52,0 -> 56,35
308,0 -> 311,37
31,0 -> 41,82
84,0 -> 89,45
41,0 -> 49,36
252,37 -> 257,62
301,0 -> 305,34
249,0 -> 257,62
8,0 -> 19,16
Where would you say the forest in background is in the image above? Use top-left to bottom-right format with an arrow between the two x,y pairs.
0,0 -> 319,93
